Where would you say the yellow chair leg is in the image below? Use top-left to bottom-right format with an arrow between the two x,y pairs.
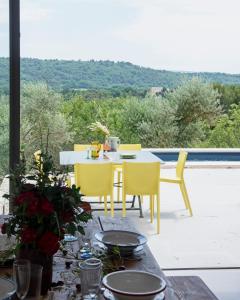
157,194 -> 160,234
117,171 -> 121,202
150,195 -> 153,223
182,182 -> 193,216
179,182 -> 188,209
152,195 -> 155,216
99,196 -> 103,203
104,196 -> 108,216
110,195 -> 114,217
122,193 -> 126,217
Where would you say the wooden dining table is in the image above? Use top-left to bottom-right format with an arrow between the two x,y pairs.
0,215 -> 219,300
94,216 -> 219,300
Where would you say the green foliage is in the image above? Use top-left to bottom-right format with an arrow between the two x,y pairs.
202,104 -> 240,147
21,83 -> 72,165
213,83 -> 240,111
114,97 -> 177,147
167,78 -> 222,146
63,78 -> 220,148
0,95 -> 9,179
1,57 -> 240,92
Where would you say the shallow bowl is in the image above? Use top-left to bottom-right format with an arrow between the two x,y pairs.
102,270 -> 166,300
95,230 -> 147,256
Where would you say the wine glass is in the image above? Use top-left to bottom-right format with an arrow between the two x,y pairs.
13,259 -> 31,300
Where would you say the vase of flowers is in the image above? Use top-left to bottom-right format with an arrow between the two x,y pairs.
88,121 -> 111,151
2,151 -> 92,295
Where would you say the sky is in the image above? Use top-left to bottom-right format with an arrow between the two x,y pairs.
0,0 -> 240,74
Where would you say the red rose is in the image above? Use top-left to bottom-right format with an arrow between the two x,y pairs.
37,231 -> 60,256
61,210 -> 74,223
1,223 -> 7,234
27,197 -> 39,216
15,191 -> 32,205
39,197 -> 54,215
79,201 -> 91,213
21,227 -> 37,243
15,191 -> 40,215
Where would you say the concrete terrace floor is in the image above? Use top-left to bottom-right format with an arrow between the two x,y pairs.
1,167 -> 240,299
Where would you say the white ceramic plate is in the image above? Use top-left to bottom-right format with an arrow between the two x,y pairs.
0,278 -> 16,300
95,230 -> 147,256
102,270 -> 166,300
103,289 -> 165,300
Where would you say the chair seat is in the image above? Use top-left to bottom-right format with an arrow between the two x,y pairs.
160,177 -> 182,184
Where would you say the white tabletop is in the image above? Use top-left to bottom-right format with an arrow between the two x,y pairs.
59,151 -> 164,165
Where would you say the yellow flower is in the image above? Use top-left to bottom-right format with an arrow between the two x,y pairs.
88,121 -> 110,136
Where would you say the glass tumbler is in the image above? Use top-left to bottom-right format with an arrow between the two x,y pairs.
26,264 -> 43,300
13,259 -> 31,300
79,258 -> 102,299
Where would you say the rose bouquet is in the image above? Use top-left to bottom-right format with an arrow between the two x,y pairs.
2,151 -> 92,257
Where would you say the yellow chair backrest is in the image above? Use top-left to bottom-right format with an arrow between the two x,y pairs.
123,162 -> 160,195
34,150 -> 42,171
74,144 -> 90,151
118,144 -> 142,151
75,163 -> 113,196
176,150 -> 188,179
34,150 -> 41,162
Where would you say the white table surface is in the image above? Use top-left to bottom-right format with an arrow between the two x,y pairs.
59,150 -> 164,165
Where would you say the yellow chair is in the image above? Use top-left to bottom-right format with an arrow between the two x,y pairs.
160,150 -> 193,216
116,144 -> 142,202
74,144 -> 103,202
118,144 -> 142,151
73,144 -> 90,187
74,144 -> 90,151
75,163 -> 114,217
122,162 -> 161,234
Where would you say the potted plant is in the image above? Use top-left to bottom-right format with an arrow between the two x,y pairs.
1,151 -> 92,294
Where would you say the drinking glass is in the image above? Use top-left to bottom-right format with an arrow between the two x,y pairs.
25,264 -> 43,300
13,259 -> 31,300
77,221 -> 92,250
79,258 -> 102,299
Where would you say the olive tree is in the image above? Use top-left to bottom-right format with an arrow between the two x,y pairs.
167,78 -> 222,146
21,83 -> 72,164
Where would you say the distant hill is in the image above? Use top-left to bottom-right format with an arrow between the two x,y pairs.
0,57 -> 240,93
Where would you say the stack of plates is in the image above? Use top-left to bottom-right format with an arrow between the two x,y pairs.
120,153 -> 136,159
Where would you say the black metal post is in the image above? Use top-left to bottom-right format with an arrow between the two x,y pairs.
9,0 -> 20,211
